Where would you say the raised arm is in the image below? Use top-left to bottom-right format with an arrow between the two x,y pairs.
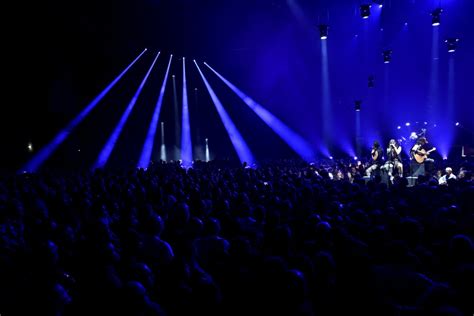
395,145 -> 402,155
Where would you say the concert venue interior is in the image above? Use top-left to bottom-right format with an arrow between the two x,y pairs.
2,0 -> 474,315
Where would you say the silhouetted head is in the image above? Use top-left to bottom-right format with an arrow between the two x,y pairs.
418,137 -> 428,145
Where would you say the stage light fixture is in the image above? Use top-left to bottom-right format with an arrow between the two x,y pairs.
445,38 -> 459,53
368,75 -> 375,88
382,50 -> 392,63
360,4 -> 371,19
319,24 -> 328,40
397,126 -> 401,130
406,122 -> 410,126
455,122 -> 460,126
431,8 -> 442,26
355,100 -> 362,111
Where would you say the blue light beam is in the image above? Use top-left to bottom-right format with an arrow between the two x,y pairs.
438,55 -> 456,159
356,110 -> 361,157
172,75 -> 180,159
21,48 -> 148,172
321,40 -> 333,147
138,54 -> 173,168
93,51 -> 160,169
180,58 -> 193,168
204,62 -> 315,161
160,122 -> 167,161
205,138 -> 210,162
428,27 -> 440,123
194,61 -> 255,165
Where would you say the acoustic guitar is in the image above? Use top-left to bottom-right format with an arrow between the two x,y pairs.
414,147 -> 436,164
371,149 -> 379,161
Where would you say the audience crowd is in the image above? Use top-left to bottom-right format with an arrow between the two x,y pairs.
1,159 -> 473,315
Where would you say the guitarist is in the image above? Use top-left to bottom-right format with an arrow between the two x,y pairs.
410,137 -> 435,176
410,137 -> 435,163
366,141 -> 383,177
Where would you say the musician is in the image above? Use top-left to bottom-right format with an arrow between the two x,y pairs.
383,139 -> 403,179
410,136 -> 436,176
366,141 -> 383,177
410,137 -> 434,162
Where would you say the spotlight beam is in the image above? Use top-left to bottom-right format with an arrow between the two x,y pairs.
172,75 -> 180,159
205,138 -> 210,162
21,48 -> 148,172
194,61 -> 255,165
160,122 -> 167,161
321,40 -> 333,147
204,62 -> 315,161
180,58 -> 193,167
440,56 -> 456,159
428,27 -> 439,123
138,54 -> 173,169
93,52 -> 160,169
356,110 -> 361,157
287,0 -> 312,28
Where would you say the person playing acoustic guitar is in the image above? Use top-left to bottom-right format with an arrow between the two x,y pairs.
410,137 -> 436,163
366,141 -> 383,177
410,136 -> 436,177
